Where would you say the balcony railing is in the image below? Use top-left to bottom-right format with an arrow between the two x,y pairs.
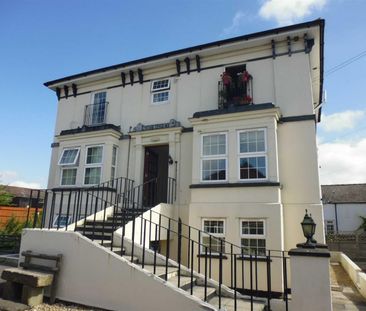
218,76 -> 253,109
84,102 -> 109,126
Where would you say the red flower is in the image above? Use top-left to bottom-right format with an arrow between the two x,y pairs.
221,72 -> 232,86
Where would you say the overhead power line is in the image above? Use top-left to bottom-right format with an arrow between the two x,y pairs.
325,49 -> 366,76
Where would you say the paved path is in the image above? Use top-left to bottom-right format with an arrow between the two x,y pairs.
331,262 -> 366,310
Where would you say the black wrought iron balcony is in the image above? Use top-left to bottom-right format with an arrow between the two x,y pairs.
218,81 -> 253,109
84,102 -> 109,126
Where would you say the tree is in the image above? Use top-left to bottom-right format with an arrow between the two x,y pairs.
358,216 -> 366,231
0,185 -> 13,206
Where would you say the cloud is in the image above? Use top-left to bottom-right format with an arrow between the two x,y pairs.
320,110 -> 365,132
9,181 -> 42,189
0,171 -> 43,189
0,171 -> 18,183
318,138 -> 366,184
222,11 -> 247,36
259,0 -> 327,25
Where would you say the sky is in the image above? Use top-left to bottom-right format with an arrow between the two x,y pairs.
0,0 -> 365,188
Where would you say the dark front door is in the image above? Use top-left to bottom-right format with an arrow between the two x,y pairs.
143,145 -> 169,207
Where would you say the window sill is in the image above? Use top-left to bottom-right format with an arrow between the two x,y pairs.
236,256 -> 270,262
197,254 -> 228,260
190,182 -> 280,189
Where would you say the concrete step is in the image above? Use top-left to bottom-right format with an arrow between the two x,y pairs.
189,285 -> 216,301
167,275 -> 196,290
76,226 -> 116,233
141,264 -> 178,279
208,296 -> 266,311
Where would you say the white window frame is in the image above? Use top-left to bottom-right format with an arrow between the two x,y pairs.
151,78 -> 170,105
89,91 -> 107,126
200,132 -> 228,183
111,145 -> 118,180
83,145 -> 104,185
237,128 -> 268,181
52,214 -> 72,228
240,219 -> 266,257
60,168 -> 77,186
58,147 -> 80,166
201,218 -> 226,254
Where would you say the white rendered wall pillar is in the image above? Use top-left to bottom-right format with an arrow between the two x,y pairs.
289,247 -> 332,311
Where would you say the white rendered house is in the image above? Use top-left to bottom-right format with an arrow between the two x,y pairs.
32,19 -> 327,310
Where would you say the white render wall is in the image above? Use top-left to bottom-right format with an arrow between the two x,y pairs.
20,229 -> 214,311
47,24 -> 324,259
324,203 -> 366,232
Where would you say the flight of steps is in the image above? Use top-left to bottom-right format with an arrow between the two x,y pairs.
75,208 -> 147,240
75,208 -> 266,310
100,242 -> 266,311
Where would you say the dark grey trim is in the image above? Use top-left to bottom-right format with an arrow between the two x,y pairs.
236,256 -> 271,262
288,247 -> 330,258
182,127 -> 193,133
279,114 -> 316,123
189,182 -> 281,189
54,48 -> 308,100
59,124 -> 122,136
192,103 -> 275,119
51,142 -> 60,148
44,19 -> 324,87
197,254 -> 228,260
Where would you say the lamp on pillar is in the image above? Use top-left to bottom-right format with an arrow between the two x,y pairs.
298,210 -> 316,248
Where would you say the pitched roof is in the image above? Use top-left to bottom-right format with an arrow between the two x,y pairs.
0,185 -> 45,199
321,184 -> 366,204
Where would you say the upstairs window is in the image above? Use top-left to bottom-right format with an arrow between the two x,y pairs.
151,79 -> 170,104
85,91 -> 107,126
201,133 -> 227,182
238,129 -> 267,180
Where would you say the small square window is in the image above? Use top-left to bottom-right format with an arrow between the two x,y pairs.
202,219 -> 225,253
151,79 -> 170,91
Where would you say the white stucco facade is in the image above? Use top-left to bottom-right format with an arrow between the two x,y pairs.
44,20 -> 326,292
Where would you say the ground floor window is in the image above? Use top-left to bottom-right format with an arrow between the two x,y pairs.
201,219 -> 225,253
241,219 -> 266,256
53,214 -> 72,228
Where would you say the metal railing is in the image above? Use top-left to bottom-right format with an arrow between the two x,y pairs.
83,102 -> 109,126
115,188 -> 290,311
42,177 -> 134,230
41,175 -> 289,310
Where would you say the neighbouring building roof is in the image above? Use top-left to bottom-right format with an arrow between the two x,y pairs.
321,184 -> 366,204
1,185 -> 45,199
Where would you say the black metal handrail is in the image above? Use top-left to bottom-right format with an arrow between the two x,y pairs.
41,175 -> 290,310
42,177 -> 134,230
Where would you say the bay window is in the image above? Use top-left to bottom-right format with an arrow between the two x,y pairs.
201,133 -> 227,182
84,145 -> 103,185
238,129 -> 267,180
